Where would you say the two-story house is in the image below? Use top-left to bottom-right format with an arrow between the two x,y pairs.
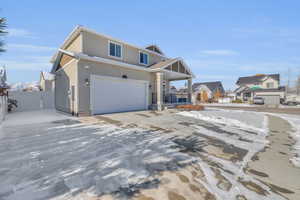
50,26 -> 194,116
234,74 -> 285,102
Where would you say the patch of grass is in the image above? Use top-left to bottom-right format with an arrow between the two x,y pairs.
176,173 -> 190,183
168,191 -> 186,200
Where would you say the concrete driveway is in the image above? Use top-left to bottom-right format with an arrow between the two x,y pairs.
1,109 -> 300,200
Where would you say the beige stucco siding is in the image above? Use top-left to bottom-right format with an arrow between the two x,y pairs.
262,77 -> 279,89
77,60 -> 155,114
81,31 -> 164,67
40,79 -> 53,91
54,59 -> 78,114
65,34 -> 82,52
243,78 -> 279,89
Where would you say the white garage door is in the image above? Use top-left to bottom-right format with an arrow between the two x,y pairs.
90,75 -> 149,115
258,95 -> 280,105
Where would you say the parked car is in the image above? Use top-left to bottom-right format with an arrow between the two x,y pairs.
284,101 -> 300,106
282,95 -> 300,106
253,97 -> 264,105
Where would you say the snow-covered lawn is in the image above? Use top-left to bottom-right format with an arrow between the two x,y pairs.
0,114 -> 194,199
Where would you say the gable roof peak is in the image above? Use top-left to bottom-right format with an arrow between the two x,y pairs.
192,81 -> 224,92
145,44 -> 164,55
51,26 -> 168,63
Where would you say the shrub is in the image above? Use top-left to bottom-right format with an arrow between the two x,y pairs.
232,99 -> 243,103
176,105 -> 205,111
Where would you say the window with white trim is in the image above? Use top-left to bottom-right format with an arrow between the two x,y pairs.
109,41 -> 122,58
266,82 -> 274,88
139,52 -> 148,65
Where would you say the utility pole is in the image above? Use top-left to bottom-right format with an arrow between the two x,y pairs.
287,68 -> 291,95
297,74 -> 300,95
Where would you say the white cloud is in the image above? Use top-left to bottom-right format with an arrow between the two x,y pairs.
7,43 -> 56,52
232,27 -> 300,43
195,74 -> 234,80
200,49 -> 239,56
7,28 -> 36,38
238,62 -> 300,73
186,59 -> 239,70
0,56 -> 52,70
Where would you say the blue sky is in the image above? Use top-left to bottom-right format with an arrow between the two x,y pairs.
1,0 -> 300,90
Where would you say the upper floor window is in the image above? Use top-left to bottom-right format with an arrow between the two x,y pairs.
266,82 -> 274,88
109,41 -> 122,59
139,52 -> 149,65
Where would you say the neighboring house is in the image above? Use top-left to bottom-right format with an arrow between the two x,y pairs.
175,88 -> 189,103
50,26 -> 195,116
40,71 -> 55,91
234,74 -> 285,103
192,81 -> 224,103
169,86 -> 177,94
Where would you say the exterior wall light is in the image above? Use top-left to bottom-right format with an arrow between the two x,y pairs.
85,78 -> 89,86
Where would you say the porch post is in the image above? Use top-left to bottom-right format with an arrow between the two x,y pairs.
188,78 -> 192,103
156,72 -> 164,111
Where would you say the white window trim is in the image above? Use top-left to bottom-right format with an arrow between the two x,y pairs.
139,51 -> 149,66
108,40 -> 123,60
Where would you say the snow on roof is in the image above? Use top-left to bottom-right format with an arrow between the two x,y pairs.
236,74 -> 280,85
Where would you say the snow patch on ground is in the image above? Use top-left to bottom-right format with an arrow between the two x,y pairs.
203,103 -> 257,107
178,109 -> 269,166
179,108 -> 267,131
178,109 -> 285,200
4,109 -> 73,126
197,155 -> 285,200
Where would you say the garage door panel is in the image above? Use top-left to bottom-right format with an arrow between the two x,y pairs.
257,95 -> 280,105
91,75 -> 148,114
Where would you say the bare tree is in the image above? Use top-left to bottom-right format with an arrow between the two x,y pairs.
0,17 -> 7,53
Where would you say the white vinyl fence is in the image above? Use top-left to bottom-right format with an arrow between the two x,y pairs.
9,91 -> 54,112
0,96 -> 7,122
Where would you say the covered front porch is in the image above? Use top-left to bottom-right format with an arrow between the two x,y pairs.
149,58 -> 194,111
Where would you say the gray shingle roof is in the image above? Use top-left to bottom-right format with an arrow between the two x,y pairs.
236,74 -> 280,85
192,81 -> 224,93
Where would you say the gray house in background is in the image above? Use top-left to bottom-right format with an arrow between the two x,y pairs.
50,26 -> 195,116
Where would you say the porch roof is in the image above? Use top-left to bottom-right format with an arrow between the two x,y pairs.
148,58 -> 177,69
148,58 -> 195,79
